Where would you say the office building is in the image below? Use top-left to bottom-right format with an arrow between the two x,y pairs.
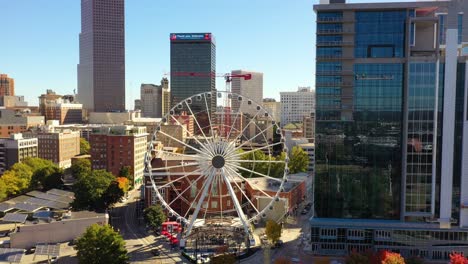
32,130 -> 80,168
170,33 -> 216,114
0,74 -> 14,96
312,0 -> 468,259
231,70 -> 263,115
262,98 -> 281,123
39,90 -> 83,124
0,134 -> 38,175
134,99 -> 141,111
280,87 -> 315,126
77,0 -> 125,112
0,109 -> 45,138
139,78 -> 168,118
0,96 -> 28,108
90,126 -> 147,186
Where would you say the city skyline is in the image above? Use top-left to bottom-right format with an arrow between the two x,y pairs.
0,0 -> 415,109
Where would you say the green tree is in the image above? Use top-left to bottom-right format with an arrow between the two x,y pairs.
70,159 -> 92,180
80,138 -> 90,155
75,224 -> 128,264
143,204 -> 166,230
239,150 -> 269,178
288,146 -> 309,174
101,181 -> 124,208
72,170 -> 115,210
270,152 -> 286,178
265,220 -> 282,244
1,170 -> 26,196
31,166 -> 63,190
0,180 -> 7,201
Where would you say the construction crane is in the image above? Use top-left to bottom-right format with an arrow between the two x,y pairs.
164,71 -> 252,104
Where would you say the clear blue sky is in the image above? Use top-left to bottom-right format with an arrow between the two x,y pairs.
1,0 -> 413,108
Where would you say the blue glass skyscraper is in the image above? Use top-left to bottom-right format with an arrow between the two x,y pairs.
312,0 -> 468,259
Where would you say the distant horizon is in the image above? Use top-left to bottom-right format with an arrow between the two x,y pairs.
1,0 -> 416,109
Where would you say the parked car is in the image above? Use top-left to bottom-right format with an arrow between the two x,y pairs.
301,209 -> 308,215
151,249 -> 160,256
305,203 -> 312,209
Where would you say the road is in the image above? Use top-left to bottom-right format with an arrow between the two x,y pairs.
110,188 -> 189,264
241,204 -> 315,264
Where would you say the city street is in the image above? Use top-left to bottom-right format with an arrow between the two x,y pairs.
110,188 -> 189,264
241,203 -> 315,264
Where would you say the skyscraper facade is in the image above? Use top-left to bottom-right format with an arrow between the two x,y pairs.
77,0 -> 125,112
231,70 -> 263,115
280,87 -> 315,126
139,78 -> 168,118
170,33 -> 216,113
312,0 -> 468,258
0,74 -> 14,96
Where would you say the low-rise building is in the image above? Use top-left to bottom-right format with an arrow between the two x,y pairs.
0,134 -> 38,175
244,177 -> 306,221
39,90 -> 83,124
90,126 -> 148,186
0,109 -> 45,138
0,96 -> 28,108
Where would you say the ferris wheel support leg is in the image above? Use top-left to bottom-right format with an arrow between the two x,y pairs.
185,170 -> 216,237
221,169 -> 250,236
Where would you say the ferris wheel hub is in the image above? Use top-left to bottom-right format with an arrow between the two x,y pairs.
211,155 -> 225,169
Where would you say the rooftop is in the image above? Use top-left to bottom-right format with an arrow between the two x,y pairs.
245,177 -> 302,193
314,0 -> 449,11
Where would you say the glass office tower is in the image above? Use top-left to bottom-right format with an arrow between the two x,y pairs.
312,0 -> 468,259
170,33 -> 216,113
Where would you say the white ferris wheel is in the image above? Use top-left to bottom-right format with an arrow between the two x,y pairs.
144,91 -> 289,243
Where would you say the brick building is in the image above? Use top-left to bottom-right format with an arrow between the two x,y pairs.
39,90 -> 82,124
0,74 -> 15,96
0,109 -> 45,138
90,126 -> 148,186
144,156 -> 242,217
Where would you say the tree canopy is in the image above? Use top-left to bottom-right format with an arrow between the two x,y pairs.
75,224 -> 128,264
72,170 -> 122,210
0,158 -> 62,201
238,145 -> 308,179
288,146 -> 309,174
143,204 -> 166,230
70,158 -> 92,180
80,138 -> 90,155
265,220 -> 282,244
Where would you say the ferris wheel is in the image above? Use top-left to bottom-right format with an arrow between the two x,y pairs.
144,91 -> 289,239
